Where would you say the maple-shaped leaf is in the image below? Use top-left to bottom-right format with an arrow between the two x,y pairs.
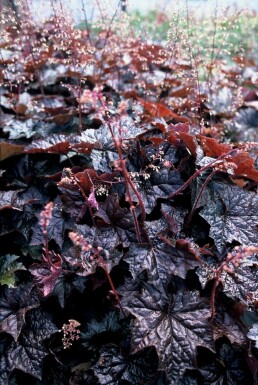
117,271 -> 149,305
0,254 -> 26,288
200,182 -> 258,253
29,251 -> 62,297
123,282 -> 213,383
0,284 -> 38,341
92,345 -> 159,385
80,124 -> 135,173
127,142 -> 183,214
197,338 -> 253,385
124,240 -> 201,281
5,308 -> 58,380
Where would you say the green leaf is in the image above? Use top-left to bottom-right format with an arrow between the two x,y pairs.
0,255 -> 26,288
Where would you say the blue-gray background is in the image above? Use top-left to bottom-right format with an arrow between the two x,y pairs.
28,0 -> 258,23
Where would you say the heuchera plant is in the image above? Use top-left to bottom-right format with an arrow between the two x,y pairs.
0,1 -> 258,384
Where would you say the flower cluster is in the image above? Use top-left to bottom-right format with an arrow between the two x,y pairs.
61,319 -> 81,349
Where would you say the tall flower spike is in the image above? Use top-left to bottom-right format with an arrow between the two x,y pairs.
39,202 -> 54,231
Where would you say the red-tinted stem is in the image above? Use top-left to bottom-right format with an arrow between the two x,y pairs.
168,149 -> 236,199
102,264 -> 126,317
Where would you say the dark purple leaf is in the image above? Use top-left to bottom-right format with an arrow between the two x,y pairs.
0,285 -> 38,341
227,108 -> 258,142
50,274 -> 86,308
135,167 -> 183,214
30,198 -> 72,248
96,194 -> 141,246
178,371 -> 203,385
212,306 -> 246,346
64,227 -> 123,276
75,224 -> 123,255
200,182 -> 258,252
81,311 -> 127,350
220,254 -> 258,308
91,148 -> 119,173
197,338 -> 253,385
58,177 -> 85,222
123,282 -> 213,383
161,203 -> 187,236
93,345 -> 159,385
124,240 -> 201,281
0,209 -> 36,241
6,308 -> 58,380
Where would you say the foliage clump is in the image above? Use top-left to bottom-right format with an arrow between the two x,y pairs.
0,1 -> 258,384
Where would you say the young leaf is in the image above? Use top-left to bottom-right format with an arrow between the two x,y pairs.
29,251 -> 62,297
0,254 -> 26,288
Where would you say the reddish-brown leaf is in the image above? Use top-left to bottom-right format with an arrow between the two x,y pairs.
138,99 -> 189,122
231,151 -> 258,182
198,135 -> 232,157
0,142 -> 24,161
